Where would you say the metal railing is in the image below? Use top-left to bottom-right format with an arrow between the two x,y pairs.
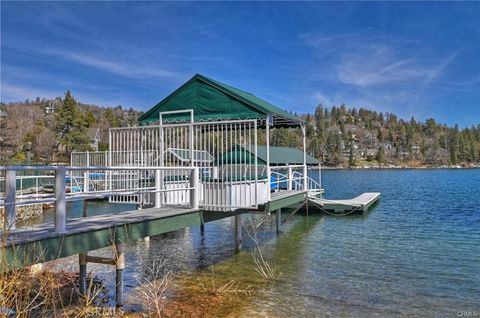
270,165 -> 306,191
105,117 -> 261,211
0,166 -> 199,234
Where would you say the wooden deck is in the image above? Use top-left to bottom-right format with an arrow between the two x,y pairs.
308,192 -> 381,214
267,190 -> 307,212
2,190 -> 308,268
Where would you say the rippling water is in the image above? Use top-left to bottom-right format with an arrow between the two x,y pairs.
42,169 -> 480,317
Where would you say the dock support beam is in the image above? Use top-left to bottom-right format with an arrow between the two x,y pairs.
234,214 -> 242,253
276,209 -> 282,235
115,243 -> 125,307
79,253 -> 87,295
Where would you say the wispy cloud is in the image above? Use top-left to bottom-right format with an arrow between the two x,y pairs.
44,50 -> 181,80
337,47 -> 459,87
1,83 -> 63,101
302,30 -> 458,88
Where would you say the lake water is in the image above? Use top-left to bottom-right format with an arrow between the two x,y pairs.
41,169 -> 480,317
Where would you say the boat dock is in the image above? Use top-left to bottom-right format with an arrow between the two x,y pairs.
308,192 -> 381,214
0,74 -> 379,308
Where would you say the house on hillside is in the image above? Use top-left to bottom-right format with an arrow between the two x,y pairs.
86,128 -> 100,151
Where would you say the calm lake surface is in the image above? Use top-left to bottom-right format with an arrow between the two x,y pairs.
41,169 -> 480,317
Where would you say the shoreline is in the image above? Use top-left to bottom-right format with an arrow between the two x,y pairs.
318,165 -> 480,170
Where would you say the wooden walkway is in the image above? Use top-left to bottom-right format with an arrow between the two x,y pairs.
2,190 -> 308,268
308,192 -> 381,214
267,190 -> 306,212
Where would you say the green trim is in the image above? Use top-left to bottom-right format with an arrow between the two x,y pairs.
266,192 -> 306,212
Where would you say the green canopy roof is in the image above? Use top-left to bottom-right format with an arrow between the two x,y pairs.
216,145 -> 320,166
138,74 -> 303,127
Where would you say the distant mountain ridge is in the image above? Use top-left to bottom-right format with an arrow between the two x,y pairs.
1,95 -> 479,166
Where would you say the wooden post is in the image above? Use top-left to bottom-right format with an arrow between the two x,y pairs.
115,243 -> 125,307
234,214 -> 242,253
276,209 -> 282,235
5,169 -> 16,230
79,252 -> 87,295
55,167 -> 67,234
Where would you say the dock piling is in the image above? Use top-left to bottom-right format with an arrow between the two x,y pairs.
115,243 -> 125,307
276,209 -> 282,235
79,253 -> 87,295
234,214 -> 242,253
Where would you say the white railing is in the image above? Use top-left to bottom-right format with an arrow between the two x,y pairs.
104,117 -> 261,211
0,166 -> 199,233
0,174 -> 54,198
270,165 -> 306,191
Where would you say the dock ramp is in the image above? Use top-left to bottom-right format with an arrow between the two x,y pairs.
308,192 -> 380,215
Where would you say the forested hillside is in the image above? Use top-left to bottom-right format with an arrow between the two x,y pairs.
1,92 -> 479,167
286,105 -> 479,167
0,91 -> 142,163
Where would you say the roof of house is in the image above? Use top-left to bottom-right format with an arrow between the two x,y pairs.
86,128 -> 100,140
167,148 -> 214,163
216,145 -> 320,166
138,74 -> 303,127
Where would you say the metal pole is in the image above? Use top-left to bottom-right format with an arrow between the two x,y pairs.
115,243 -> 125,307
83,171 -> 89,193
266,116 -> 271,201
254,121 -> 258,207
234,214 -> 242,253
190,167 -> 199,209
276,209 -> 282,235
79,252 -> 87,295
5,169 -> 16,230
154,169 -> 162,208
301,124 -> 308,190
55,167 -> 67,234
287,166 -> 293,191
105,150 -> 108,191
189,110 -> 194,167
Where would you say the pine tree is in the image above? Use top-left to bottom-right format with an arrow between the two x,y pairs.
376,146 -> 385,164
55,91 -> 90,155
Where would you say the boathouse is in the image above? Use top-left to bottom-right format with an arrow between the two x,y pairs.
1,74 -> 324,307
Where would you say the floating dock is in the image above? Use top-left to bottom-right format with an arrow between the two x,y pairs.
308,192 -> 381,214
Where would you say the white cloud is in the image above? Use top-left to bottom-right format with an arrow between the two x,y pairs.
44,50 -> 181,80
1,83 -> 63,101
312,91 -> 332,106
301,30 -> 459,88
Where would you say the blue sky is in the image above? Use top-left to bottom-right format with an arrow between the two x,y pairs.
1,2 -> 479,127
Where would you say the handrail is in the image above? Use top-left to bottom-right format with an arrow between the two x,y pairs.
270,164 -> 305,170
0,166 -> 200,234
0,166 -> 196,171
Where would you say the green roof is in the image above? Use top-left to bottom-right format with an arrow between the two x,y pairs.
167,148 -> 214,163
138,74 -> 303,127
216,145 -> 320,166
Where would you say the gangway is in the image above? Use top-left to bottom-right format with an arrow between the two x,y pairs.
308,192 -> 381,215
